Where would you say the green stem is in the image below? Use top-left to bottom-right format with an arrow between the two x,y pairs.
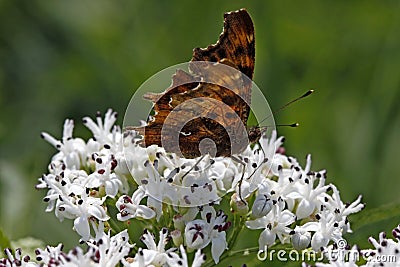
228,247 -> 259,257
228,215 -> 245,249
108,216 -> 124,234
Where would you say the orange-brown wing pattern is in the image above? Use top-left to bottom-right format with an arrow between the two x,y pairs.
132,9 -> 255,158
191,9 -> 255,81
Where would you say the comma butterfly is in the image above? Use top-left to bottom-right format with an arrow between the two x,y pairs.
131,9 -> 262,159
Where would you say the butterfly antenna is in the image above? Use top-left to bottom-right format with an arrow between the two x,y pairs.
272,89 -> 314,116
275,123 -> 299,128
256,89 -> 314,127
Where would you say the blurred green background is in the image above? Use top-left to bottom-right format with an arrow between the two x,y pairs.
0,0 -> 399,263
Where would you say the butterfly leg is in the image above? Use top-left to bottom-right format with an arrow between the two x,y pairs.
232,153 -> 269,204
231,155 -> 247,204
180,154 -> 206,181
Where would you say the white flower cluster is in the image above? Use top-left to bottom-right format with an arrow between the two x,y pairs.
244,145 -> 365,252
36,110 -> 126,241
303,224 -> 400,266
2,109 -> 369,266
362,225 -> 400,266
0,222 -> 131,267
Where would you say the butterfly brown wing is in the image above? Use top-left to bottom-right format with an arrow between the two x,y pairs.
191,9 -> 255,102
133,9 -> 255,158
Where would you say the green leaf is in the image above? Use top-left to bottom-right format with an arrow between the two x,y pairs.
351,202 -> 400,231
10,237 -> 45,258
346,201 -> 400,247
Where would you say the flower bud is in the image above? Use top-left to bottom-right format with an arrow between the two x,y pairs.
311,232 -> 329,252
230,193 -> 249,215
173,214 -> 185,231
185,220 -> 209,249
251,193 -> 273,218
171,229 -> 183,247
292,230 -> 311,250
296,199 -> 315,219
259,228 -> 276,249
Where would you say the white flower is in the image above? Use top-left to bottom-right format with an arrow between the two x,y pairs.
56,193 -> 109,240
259,130 -> 284,162
166,245 -> 206,267
33,243 -> 65,266
82,109 -> 119,148
362,225 -> 400,266
138,228 -> 175,266
122,133 -> 158,181
141,152 -> 223,209
246,200 -> 296,249
86,153 -> 128,197
292,228 -> 311,250
229,137 -> 274,201
60,246 -> 95,266
41,119 -> 86,170
184,206 -> 230,264
85,222 -> 133,267
114,130 -> 145,177
251,191 -> 273,218
300,211 -> 344,252
206,157 -> 240,192
255,130 -> 292,180
209,230 -> 227,264
116,187 -> 156,221
322,184 -> 364,233
39,168 -> 88,214
284,155 -> 330,219
140,159 -> 177,220
1,248 -> 37,267
123,248 -> 146,267
259,163 -> 299,211
185,220 -> 210,250
24,222 -> 133,267
180,171 -> 221,208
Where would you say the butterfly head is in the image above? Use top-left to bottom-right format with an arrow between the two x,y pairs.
247,126 -> 265,144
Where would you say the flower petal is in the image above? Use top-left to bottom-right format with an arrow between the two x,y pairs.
259,228 -> 276,250
211,232 -> 227,264
74,216 -> 90,241
136,206 -> 156,220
